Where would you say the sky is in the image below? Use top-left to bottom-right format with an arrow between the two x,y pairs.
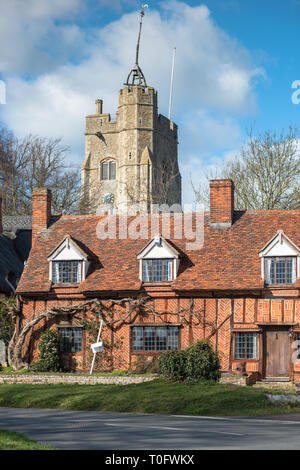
0,0 -> 299,205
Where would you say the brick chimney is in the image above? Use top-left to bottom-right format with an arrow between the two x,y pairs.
32,188 -> 52,244
0,197 -> 2,234
210,179 -> 234,228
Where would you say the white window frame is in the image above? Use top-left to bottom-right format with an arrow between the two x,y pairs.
137,235 -> 180,282
47,236 -> 89,283
259,231 -> 299,283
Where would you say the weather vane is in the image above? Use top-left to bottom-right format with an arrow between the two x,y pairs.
125,4 -> 149,87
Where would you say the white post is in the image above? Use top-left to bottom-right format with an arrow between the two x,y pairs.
168,47 -> 176,121
90,319 -> 103,375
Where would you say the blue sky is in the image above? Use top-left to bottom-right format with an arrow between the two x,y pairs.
0,0 -> 299,204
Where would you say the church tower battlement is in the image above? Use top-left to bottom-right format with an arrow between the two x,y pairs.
80,9 -> 182,215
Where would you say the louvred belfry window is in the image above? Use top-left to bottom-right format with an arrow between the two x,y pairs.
101,161 -> 116,180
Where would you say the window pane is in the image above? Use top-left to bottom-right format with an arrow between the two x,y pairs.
142,259 -> 173,282
59,328 -> 72,353
132,327 -> 143,351
153,260 -> 163,282
52,262 -> 60,283
265,258 -> 275,284
132,326 -> 179,352
144,326 -> 156,351
72,328 -> 83,353
52,261 -> 81,284
235,333 -> 245,359
143,260 -> 152,282
234,333 -> 257,359
59,328 -> 82,353
287,257 -> 296,284
246,333 -> 257,359
276,257 -> 286,284
156,327 -> 167,351
168,327 -> 179,350
101,162 -> 108,180
109,161 -> 116,180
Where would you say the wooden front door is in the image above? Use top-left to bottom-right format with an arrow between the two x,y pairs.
265,328 -> 290,377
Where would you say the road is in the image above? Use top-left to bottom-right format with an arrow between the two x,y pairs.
1,407 -> 300,450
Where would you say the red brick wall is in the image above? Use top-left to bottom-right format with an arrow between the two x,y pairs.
19,296 -> 300,378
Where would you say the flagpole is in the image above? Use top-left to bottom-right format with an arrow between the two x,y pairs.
168,47 -> 176,121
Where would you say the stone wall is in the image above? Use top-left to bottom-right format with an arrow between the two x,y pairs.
0,374 -> 156,385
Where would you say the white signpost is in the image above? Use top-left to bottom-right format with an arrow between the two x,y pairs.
90,319 -> 104,375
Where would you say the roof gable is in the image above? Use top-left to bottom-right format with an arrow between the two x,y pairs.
47,235 -> 88,262
137,235 -> 180,259
259,230 -> 300,258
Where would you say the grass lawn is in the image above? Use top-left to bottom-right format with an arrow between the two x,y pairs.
0,429 -> 55,450
0,378 -> 299,417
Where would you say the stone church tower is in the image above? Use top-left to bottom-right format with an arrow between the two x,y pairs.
80,10 -> 181,215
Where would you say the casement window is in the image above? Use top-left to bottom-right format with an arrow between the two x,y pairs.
234,332 -> 258,360
142,259 -> 173,282
132,326 -> 179,352
265,257 -> 297,285
52,261 -> 82,284
100,161 -> 116,180
59,327 -> 83,353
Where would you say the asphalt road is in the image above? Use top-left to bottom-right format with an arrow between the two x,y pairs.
1,407 -> 300,450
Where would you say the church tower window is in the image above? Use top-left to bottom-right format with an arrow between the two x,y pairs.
101,161 -> 116,180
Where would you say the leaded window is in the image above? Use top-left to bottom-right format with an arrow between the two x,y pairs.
265,257 -> 296,284
52,261 -> 82,284
59,327 -> 83,353
142,259 -> 173,282
234,332 -> 258,359
132,326 -> 179,352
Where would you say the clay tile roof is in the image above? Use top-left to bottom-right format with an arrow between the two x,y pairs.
16,210 -> 300,294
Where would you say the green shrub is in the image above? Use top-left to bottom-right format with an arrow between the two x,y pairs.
158,341 -> 220,383
185,341 -> 220,382
31,329 -> 61,372
158,350 -> 187,382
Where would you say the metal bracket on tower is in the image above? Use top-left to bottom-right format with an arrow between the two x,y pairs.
125,9 -> 147,87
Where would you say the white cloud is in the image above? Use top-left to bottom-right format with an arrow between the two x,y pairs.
0,0 -> 84,74
0,1 -> 265,190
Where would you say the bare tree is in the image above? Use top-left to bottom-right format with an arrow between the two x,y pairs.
120,158 -> 181,213
193,127 -> 300,210
0,125 -> 81,215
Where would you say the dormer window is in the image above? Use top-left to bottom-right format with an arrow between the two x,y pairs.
52,261 -> 82,284
143,259 -> 173,282
47,236 -> 89,285
265,257 -> 296,285
259,231 -> 299,286
137,236 -> 180,283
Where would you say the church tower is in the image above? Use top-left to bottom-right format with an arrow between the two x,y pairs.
80,9 -> 181,215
